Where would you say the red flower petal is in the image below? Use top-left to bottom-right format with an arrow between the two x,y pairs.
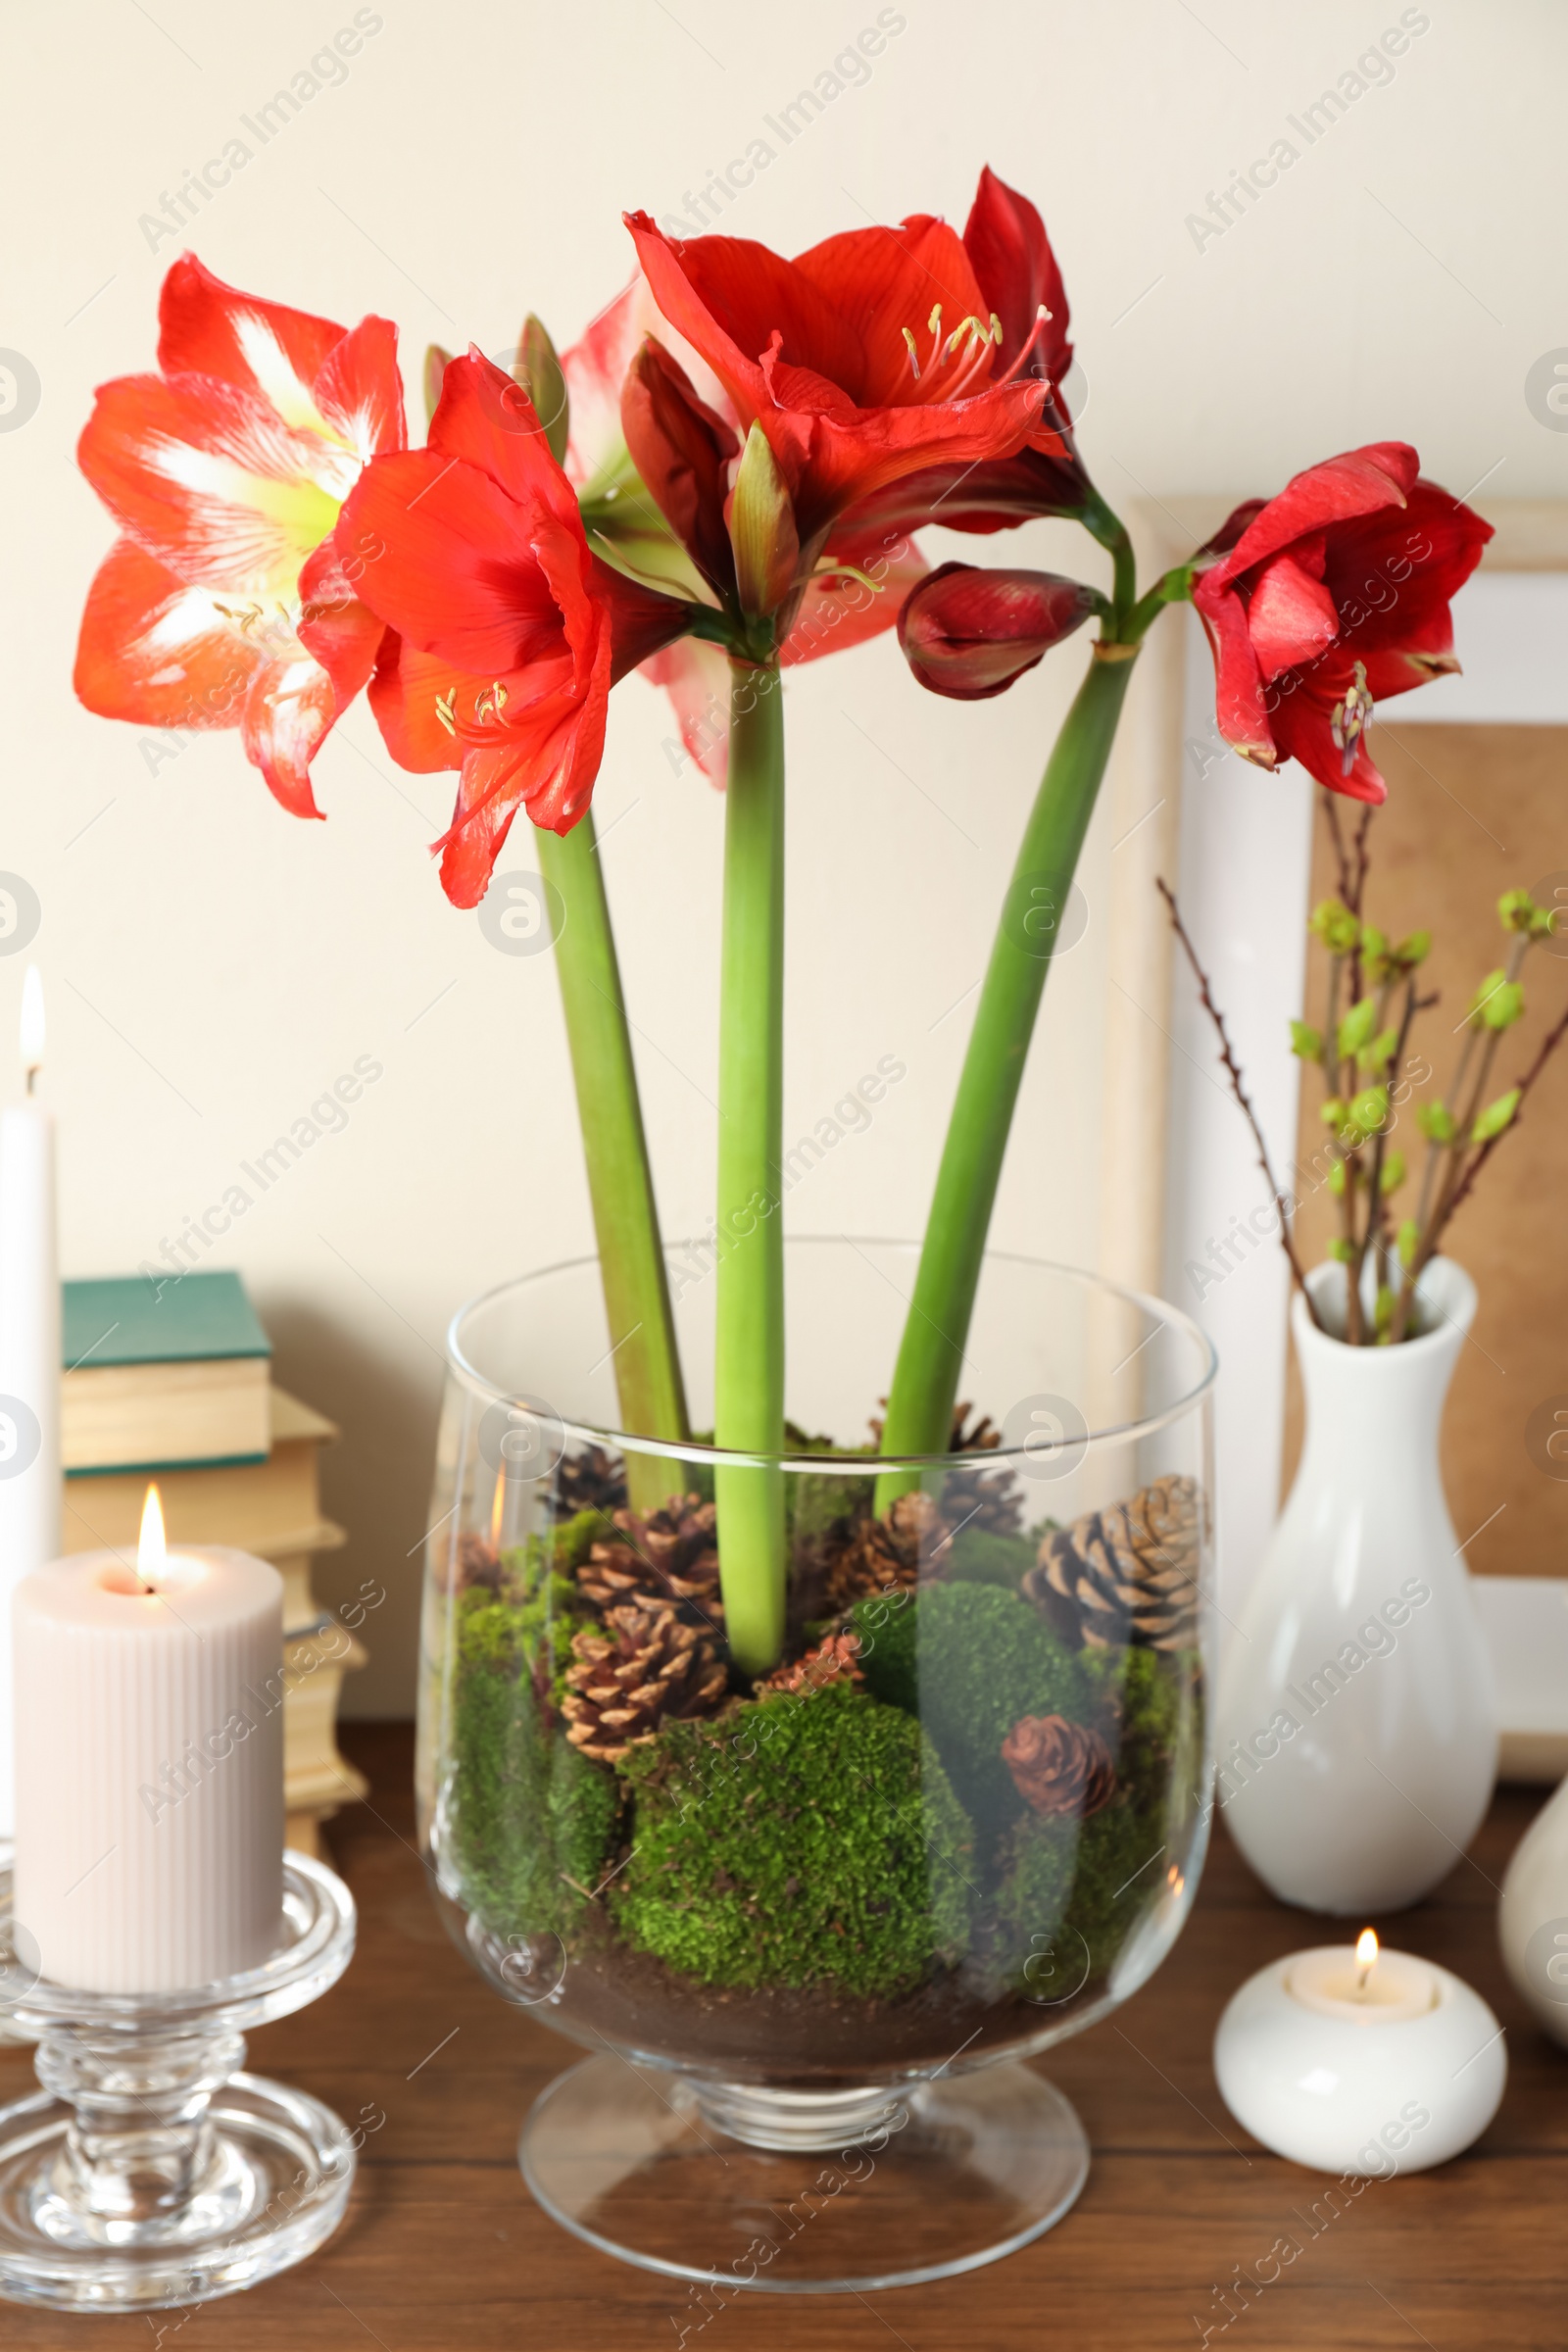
428,351 -> 588,540
1196,585 -> 1277,768
334,450 -> 574,676
240,659 -> 334,819
620,337 -> 737,594
638,639 -> 732,785
626,214 -> 859,426
782,532 -> 928,667
561,275 -> 733,497
1268,682 -> 1386,805
296,535 -> 391,713
74,536 -> 265,731
312,313 -> 406,462
962,167 -> 1072,397
157,255 -> 344,416
78,371 -> 345,595
1244,551 -> 1341,683
791,216 -> 990,407
1204,444 -> 1420,597
434,630 -> 612,904
626,209 -> 1051,545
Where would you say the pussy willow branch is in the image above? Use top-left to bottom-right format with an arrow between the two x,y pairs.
1322,794 -> 1375,1005
1434,989 -> 1568,1235
1156,877 -> 1324,1329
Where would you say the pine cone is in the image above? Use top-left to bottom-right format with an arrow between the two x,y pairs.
942,1403 -> 1024,1538
867,1399 -> 1022,1538
759,1632 -> 863,1697
561,1602 -> 728,1763
820,1492 -> 952,1614
577,1495 -> 723,1623
451,1532 -> 504,1593
1024,1474 -> 1201,1651
550,1443 -> 628,1522
1002,1715 -> 1117,1819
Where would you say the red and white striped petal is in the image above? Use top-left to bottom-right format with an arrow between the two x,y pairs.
313,314 -> 407,465
638,638 -> 732,786
241,657 -> 337,819
158,256 -> 346,437
74,537 -> 268,732
562,275 -> 734,500
79,372 -> 343,600
783,535 -> 928,667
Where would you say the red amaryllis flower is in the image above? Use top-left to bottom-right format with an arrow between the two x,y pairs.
561,279 -> 925,784
309,350 -> 691,905
899,563 -> 1100,700
841,166 -> 1089,539
1193,444 -> 1493,803
74,256 -> 404,817
624,200 -> 1052,560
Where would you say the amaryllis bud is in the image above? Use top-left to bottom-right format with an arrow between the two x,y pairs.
897,562 -> 1099,701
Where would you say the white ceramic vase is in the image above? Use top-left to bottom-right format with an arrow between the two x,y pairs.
1216,1258 -> 1497,1914
1498,1773 -> 1568,2047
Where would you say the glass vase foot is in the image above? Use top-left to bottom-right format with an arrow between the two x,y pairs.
519,2053 -> 1090,2292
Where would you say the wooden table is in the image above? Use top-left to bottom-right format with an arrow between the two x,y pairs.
8,1725 -> 1562,2351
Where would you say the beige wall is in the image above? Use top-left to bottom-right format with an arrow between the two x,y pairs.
5,0 -> 1560,1709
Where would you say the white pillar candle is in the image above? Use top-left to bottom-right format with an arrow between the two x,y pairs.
0,967 -> 62,1841
12,1489 -> 284,1992
1213,1931 -> 1506,2175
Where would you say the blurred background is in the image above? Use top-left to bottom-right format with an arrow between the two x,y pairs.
4,0 -> 1565,1709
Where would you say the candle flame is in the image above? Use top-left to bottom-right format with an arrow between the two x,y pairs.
1355,1928 -> 1379,1970
19,966 -> 44,1084
138,1483 -> 168,1592
489,1470 -> 506,1549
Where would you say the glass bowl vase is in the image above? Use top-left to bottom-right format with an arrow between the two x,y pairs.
417,1238 -> 1215,2291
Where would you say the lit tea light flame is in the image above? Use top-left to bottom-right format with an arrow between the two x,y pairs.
19,965 -> 44,1094
1355,1927 -> 1379,1995
138,1483 -> 168,1593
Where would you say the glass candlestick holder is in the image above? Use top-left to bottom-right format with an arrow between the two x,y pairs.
0,1852 -> 357,2313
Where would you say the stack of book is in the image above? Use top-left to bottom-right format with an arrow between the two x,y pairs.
59,1271 -> 368,1854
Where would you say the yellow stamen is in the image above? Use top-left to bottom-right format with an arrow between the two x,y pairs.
901,325 -> 921,379
434,690 -> 457,737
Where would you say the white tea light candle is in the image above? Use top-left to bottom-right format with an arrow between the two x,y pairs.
12,1486 -> 284,1992
0,967 -> 62,1840
1214,1931 -> 1506,2174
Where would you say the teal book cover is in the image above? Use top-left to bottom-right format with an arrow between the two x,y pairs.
63,1270 -> 271,1371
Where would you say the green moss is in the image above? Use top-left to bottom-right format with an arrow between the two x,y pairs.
945,1526 -> 1036,1589
448,1589 -> 618,1940
543,1508 -> 603,1574
612,1683 -> 972,1995
995,1793 -> 1164,1990
993,1647 -> 1202,1994
853,1583 -> 1089,1826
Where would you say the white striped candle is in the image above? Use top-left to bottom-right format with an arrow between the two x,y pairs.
11,1490 -> 283,1992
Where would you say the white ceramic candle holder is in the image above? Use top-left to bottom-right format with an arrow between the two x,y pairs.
1214,1942 -> 1506,2175
0,1853 -> 356,2312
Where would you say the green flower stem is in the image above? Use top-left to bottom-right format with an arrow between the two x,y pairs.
534,813 -> 689,1512
712,660 -> 787,1675
874,644 -> 1140,1510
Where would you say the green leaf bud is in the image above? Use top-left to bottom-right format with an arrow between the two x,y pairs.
1309,899 -> 1360,956
1338,997 -> 1378,1056
1471,1087 -> 1521,1143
